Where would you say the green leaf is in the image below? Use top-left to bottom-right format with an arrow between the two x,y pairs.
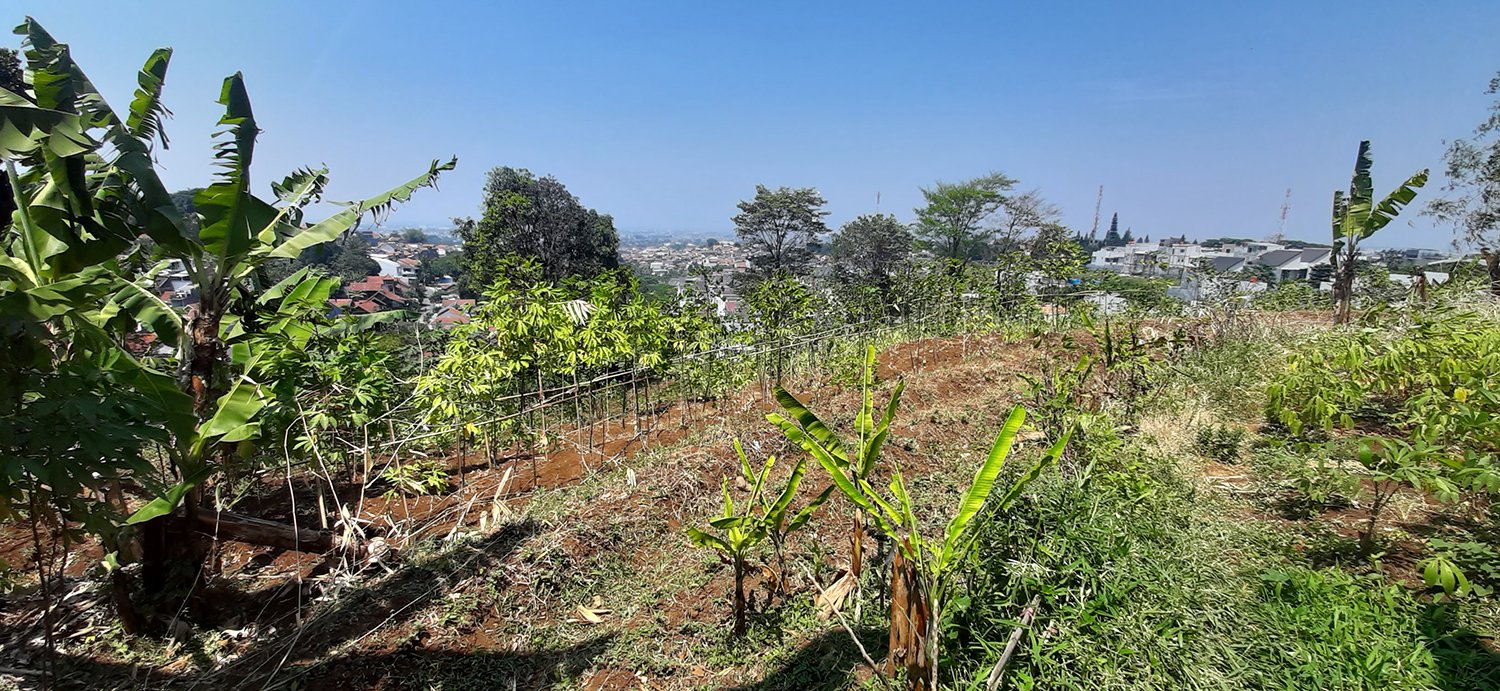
1339,141 -> 1374,242
862,380 -> 905,477
104,267 -> 182,348
194,73 -> 261,268
708,515 -> 749,530
767,457 -> 808,523
1366,169 -> 1429,235
266,158 -> 456,259
0,87 -> 90,159
770,413 -> 871,512
125,473 -> 201,525
685,527 -> 731,555
773,386 -> 847,463
124,48 -> 172,149
192,375 -> 265,455
940,405 -> 1027,564
994,427 -> 1073,512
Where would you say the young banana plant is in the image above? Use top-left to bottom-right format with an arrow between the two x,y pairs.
685,439 -> 829,636
768,345 -> 903,580
1330,141 -> 1427,324
779,386 -> 1070,690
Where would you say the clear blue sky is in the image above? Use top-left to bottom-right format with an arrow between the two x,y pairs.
17,2 -> 1500,247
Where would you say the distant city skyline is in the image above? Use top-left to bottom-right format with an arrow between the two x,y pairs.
18,2 -> 1500,249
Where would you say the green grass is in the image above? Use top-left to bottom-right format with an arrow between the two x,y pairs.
934,327 -> 1500,691
945,434 -> 1500,690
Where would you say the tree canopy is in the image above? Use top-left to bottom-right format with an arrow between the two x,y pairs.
456,167 -> 620,288
1428,70 -> 1500,293
998,189 -> 1062,244
913,172 -> 1016,264
831,213 -> 913,310
732,185 -> 829,278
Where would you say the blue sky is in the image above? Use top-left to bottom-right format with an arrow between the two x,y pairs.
16,2 -> 1500,247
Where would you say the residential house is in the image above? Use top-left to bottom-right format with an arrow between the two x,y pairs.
151,259 -> 199,307
396,257 -> 421,280
343,275 -> 413,314
428,297 -> 476,329
1254,248 -> 1331,282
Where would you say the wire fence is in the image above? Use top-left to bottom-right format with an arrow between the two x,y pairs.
356,288 -> 1228,478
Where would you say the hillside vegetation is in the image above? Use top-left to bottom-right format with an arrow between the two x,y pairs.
3,17 -> 1500,691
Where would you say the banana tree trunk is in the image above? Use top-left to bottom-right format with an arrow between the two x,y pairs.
138,300 -> 226,604
850,508 -> 864,578
733,556 -> 748,637
887,546 -> 933,689
1332,260 -> 1355,325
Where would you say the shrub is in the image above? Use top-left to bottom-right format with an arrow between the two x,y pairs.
1194,424 -> 1247,464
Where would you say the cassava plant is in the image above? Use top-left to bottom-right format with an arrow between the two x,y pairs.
685,439 -> 829,636
1353,436 -> 1459,553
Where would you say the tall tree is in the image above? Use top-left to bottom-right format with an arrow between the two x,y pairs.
913,172 -> 1016,265
831,213 -> 913,310
732,185 -> 829,277
457,167 -> 619,287
1103,212 -> 1123,246
1427,70 -> 1500,295
998,189 -> 1062,241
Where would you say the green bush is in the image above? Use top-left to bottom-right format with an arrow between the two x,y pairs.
1194,424 -> 1247,463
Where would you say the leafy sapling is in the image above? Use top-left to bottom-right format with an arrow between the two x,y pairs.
685,439 -> 829,636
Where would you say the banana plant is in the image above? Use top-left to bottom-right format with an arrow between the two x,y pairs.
1,18 -> 452,625
1330,141 -> 1427,324
778,387 -> 1069,690
685,439 -> 830,636
769,345 -> 903,579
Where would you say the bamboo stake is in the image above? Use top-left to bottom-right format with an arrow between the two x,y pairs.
985,595 -> 1041,691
